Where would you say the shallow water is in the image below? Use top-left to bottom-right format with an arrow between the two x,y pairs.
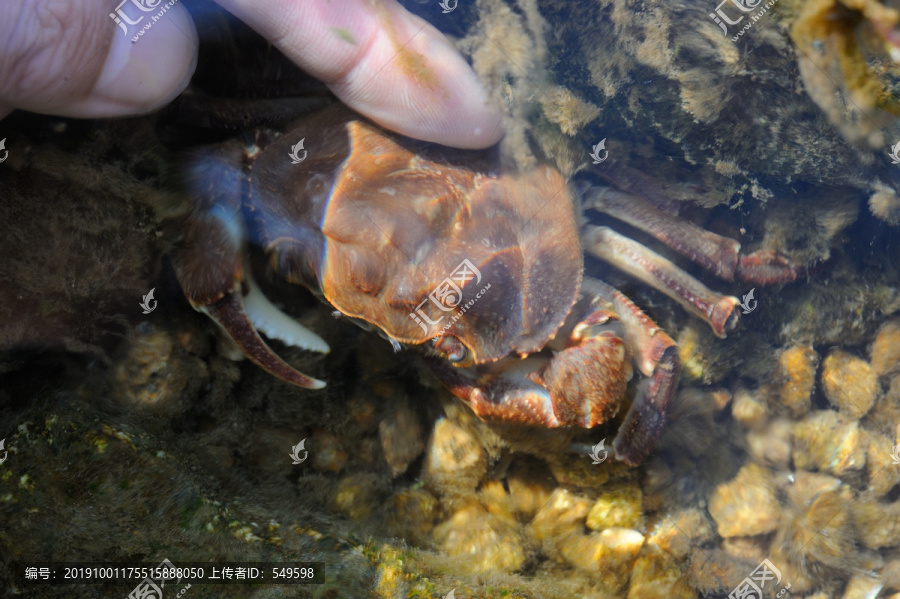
1,1 -> 899,598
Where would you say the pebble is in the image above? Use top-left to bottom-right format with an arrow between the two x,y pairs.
853,491 -> 900,549
745,418 -> 792,468
731,387 -> 770,429
626,547 -> 697,599
777,345 -> 818,418
586,482 -> 644,530
871,319 -> 900,378
841,574 -> 885,599
384,487 -> 438,547
559,527 -> 644,594
821,350 -> 879,418
423,417 -> 487,499
432,500 -> 524,574
863,430 -> 900,497
645,508 -> 715,559
378,394 -> 425,478
792,410 -> 866,476
708,463 -> 780,537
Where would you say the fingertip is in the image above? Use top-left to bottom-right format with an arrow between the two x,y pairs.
74,2 -> 198,117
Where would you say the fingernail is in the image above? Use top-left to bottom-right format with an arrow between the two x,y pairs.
87,2 -> 198,117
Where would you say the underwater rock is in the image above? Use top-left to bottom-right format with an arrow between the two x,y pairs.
853,492 -> 900,549
531,488 -> 592,549
586,481 -> 644,531
309,430 -> 349,473
863,429 -> 900,497
841,574 -> 885,599
331,473 -> 388,522
432,499 -> 525,575
871,319 -> 900,378
627,546 -> 697,599
869,183 -> 900,226
776,345 -> 819,418
776,471 -> 857,577
539,86 -> 601,137
792,410 -> 866,476
378,393 -> 425,478
746,418 -> 793,469
559,527 -> 644,593
423,417 -> 487,500
821,350 -> 879,419
505,459 -> 556,521
731,387 -> 770,429
112,323 -> 206,417
384,487 -> 439,548
646,508 -> 716,560
709,463 -> 780,538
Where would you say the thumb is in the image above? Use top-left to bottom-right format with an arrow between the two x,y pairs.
0,0 -> 197,120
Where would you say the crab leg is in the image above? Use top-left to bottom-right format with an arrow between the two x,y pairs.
583,225 -> 741,338
580,279 -> 680,465
585,186 -> 741,279
584,187 -> 805,284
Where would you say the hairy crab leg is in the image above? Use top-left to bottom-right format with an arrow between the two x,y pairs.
584,187 -> 804,285
585,186 -> 741,279
580,278 -> 680,466
583,225 -> 741,338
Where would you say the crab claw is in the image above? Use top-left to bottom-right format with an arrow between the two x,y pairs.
200,283 -> 328,390
173,154 -> 330,390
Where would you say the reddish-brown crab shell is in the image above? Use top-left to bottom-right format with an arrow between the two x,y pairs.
175,104 -> 798,465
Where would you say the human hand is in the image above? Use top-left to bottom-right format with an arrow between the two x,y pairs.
0,0 -> 503,149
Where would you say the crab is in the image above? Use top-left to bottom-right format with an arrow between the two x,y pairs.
172,104 -> 802,465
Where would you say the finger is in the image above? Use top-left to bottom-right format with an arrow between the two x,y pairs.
212,0 -> 503,149
0,0 -> 198,120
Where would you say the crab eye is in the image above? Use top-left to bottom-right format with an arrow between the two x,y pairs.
432,335 -> 468,364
